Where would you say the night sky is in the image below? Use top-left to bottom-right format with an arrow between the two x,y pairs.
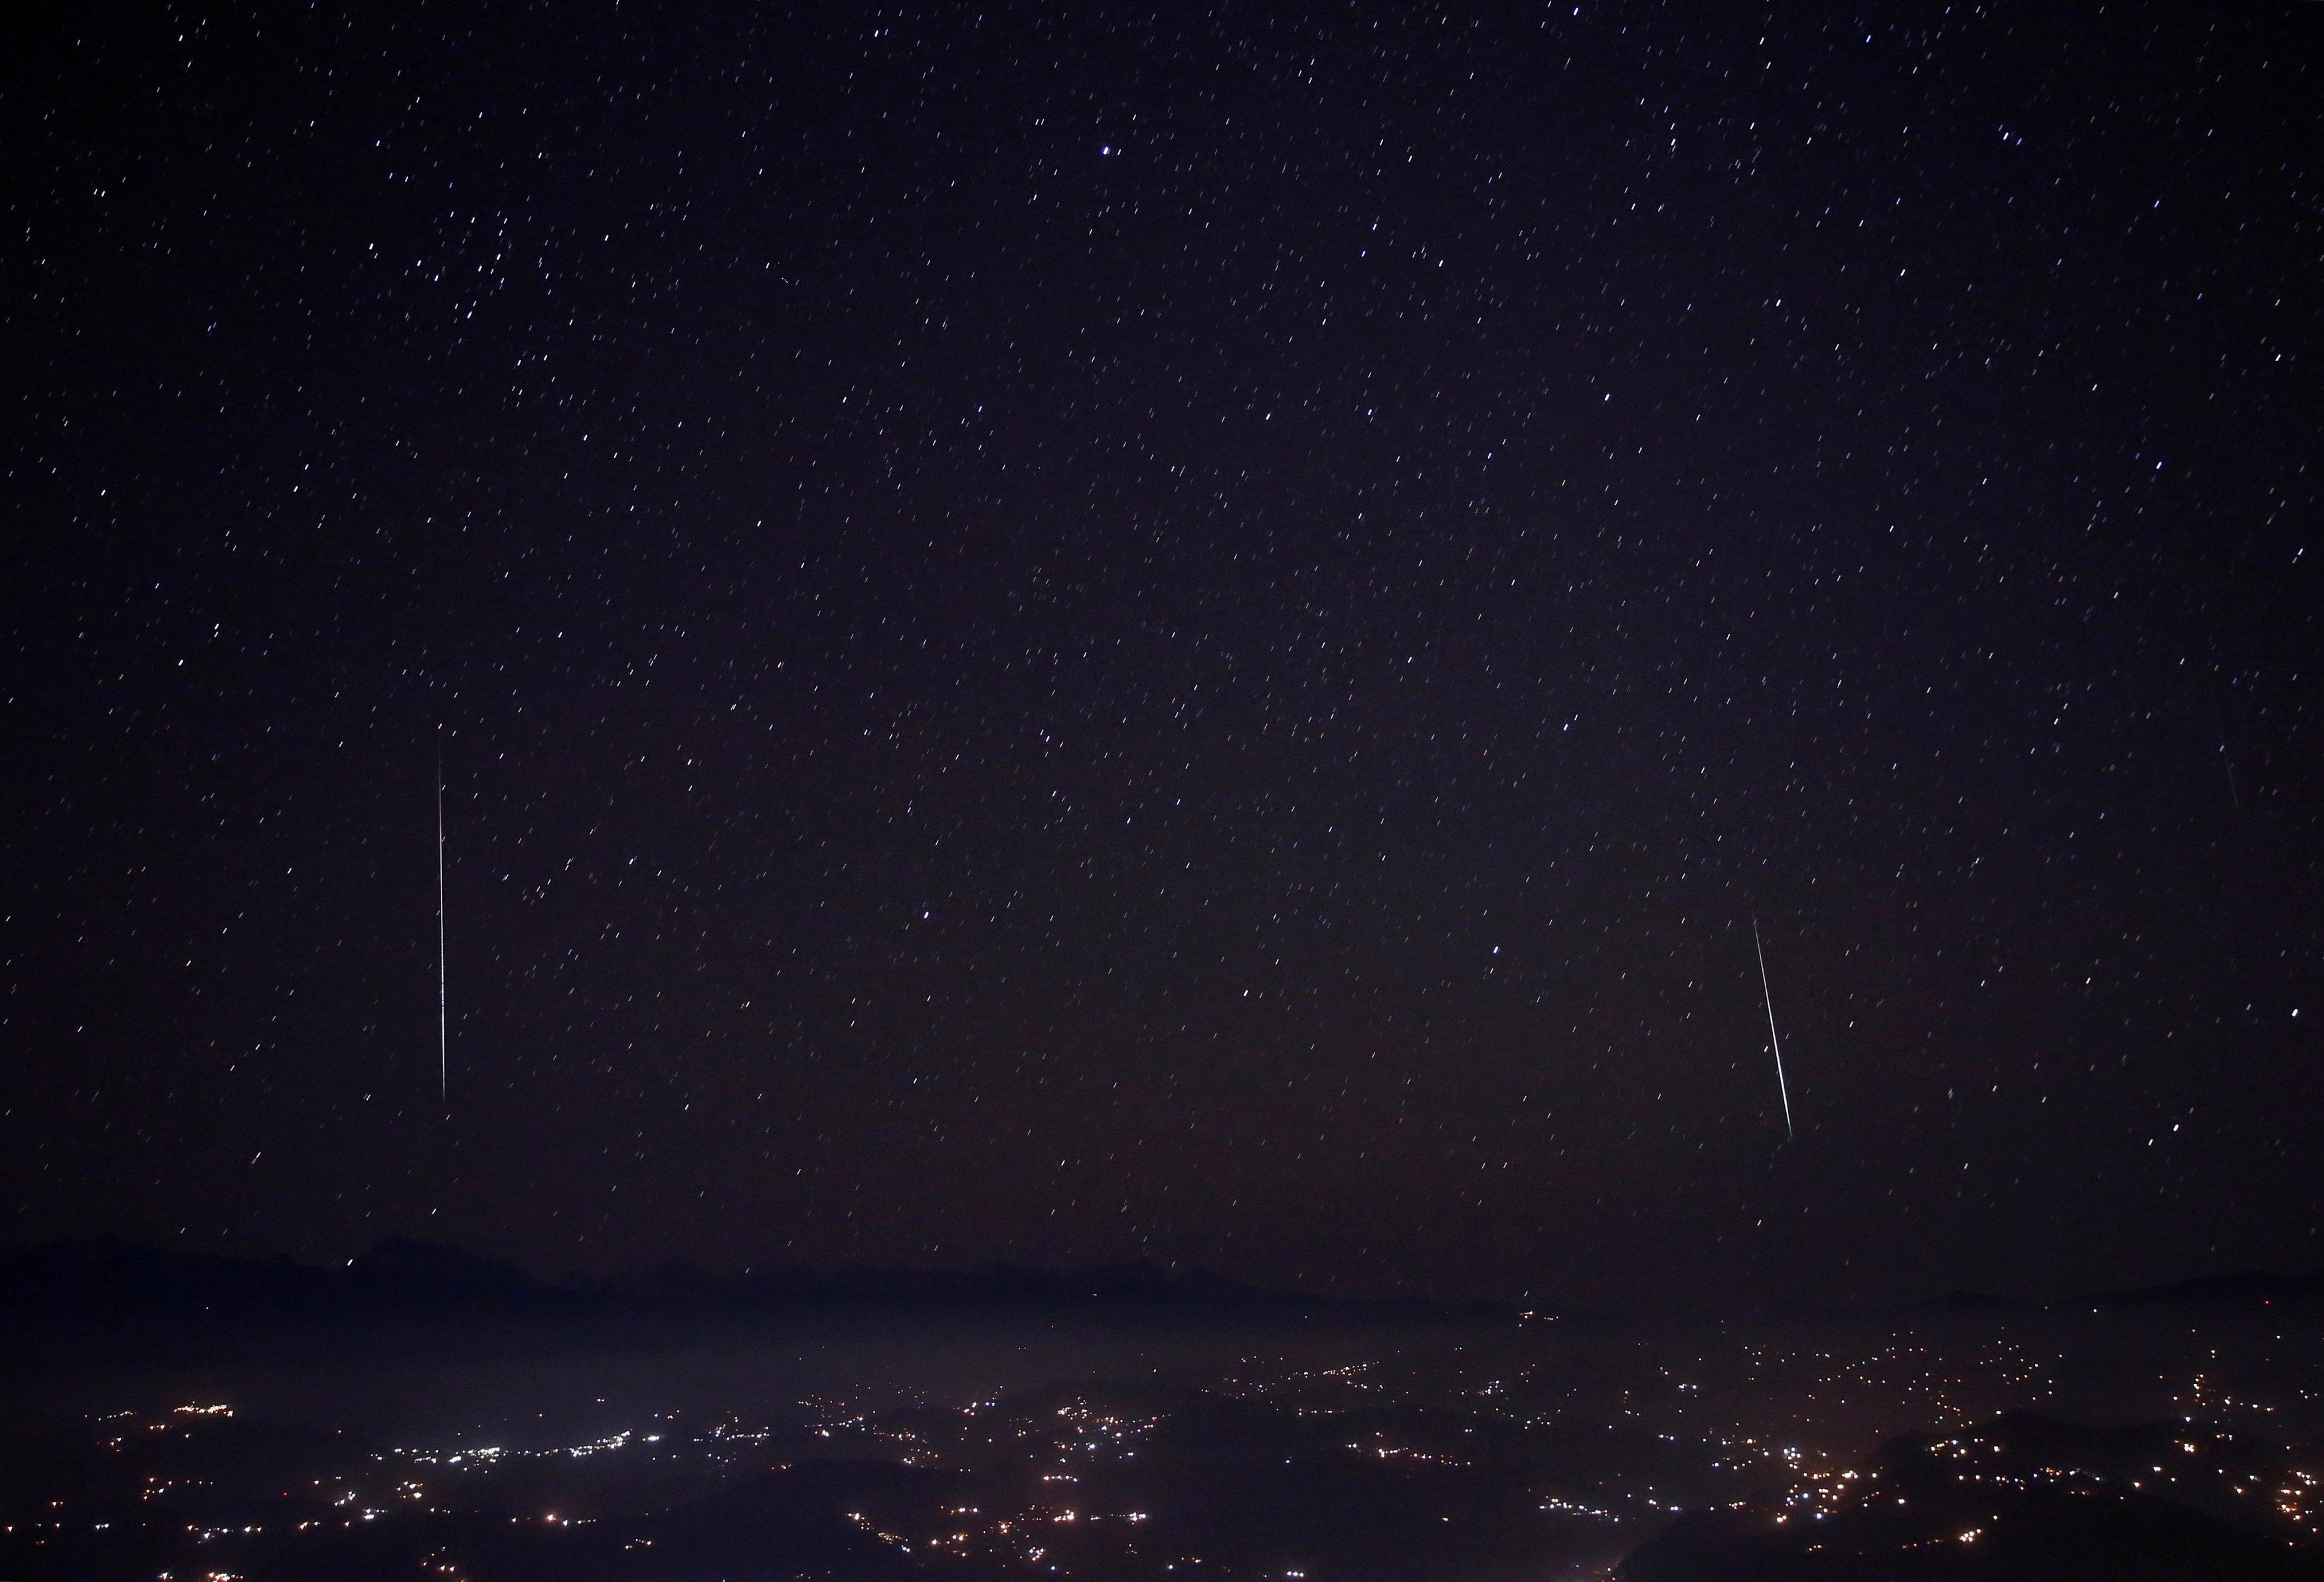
6,1 -> 2320,1310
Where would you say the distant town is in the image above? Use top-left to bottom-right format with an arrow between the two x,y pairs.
3,1247 -> 2319,1579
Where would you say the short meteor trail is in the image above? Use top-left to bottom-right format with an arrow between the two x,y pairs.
1752,914 -> 1794,1141
436,745 -> 448,1107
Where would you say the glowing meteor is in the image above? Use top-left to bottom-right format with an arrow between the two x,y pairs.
1752,914 -> 1793,1141
437,744 -> 448,1106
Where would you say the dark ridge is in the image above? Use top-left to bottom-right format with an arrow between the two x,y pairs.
1768,1270 -> 2324,1326
0,1236 -> 1517,1340
2092,1270 -> 2324,1310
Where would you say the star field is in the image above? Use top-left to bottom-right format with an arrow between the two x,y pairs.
5,0 -> 2321,1307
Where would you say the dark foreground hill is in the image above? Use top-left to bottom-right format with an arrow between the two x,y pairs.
1623,1410 -> 2324,1582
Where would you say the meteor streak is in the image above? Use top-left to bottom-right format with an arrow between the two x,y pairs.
1752,914 -> 1793,1141
437,745 -> 448,1106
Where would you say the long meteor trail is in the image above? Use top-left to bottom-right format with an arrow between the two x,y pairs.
437,748 -> 448,1107
1752,914 -> 1793,1141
